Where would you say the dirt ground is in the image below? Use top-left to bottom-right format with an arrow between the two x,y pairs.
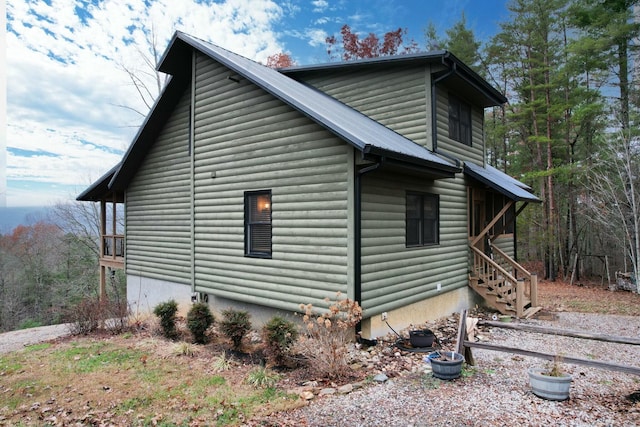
536,278 -> 640,316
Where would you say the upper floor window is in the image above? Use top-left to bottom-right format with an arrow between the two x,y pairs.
406,192 -> 439,247
245,190 -> 272,258
448,94 -> 472,145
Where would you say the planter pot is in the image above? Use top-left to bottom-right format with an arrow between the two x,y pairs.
429,352 -> 464,380
528,368 -> 572,401
409,329 -> 435,348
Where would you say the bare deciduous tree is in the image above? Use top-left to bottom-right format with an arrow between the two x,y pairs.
51,200 -> 102,258
116,22 -> 169,117
585,129 -> 640,292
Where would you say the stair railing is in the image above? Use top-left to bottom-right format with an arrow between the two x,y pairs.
490,245 -> 538,307
469,245 -> 530,317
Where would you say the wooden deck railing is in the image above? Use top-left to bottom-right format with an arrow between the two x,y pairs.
102,234 -> 125,260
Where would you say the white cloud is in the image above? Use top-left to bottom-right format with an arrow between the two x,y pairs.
306,29 -> 329,47
312,0 -> 329,13
6,0 -> 286,207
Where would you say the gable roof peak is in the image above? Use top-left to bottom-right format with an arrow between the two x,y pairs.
158,32 -> 456,163
100,31 -> 461,194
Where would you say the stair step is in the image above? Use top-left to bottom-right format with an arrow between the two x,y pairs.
468,245 -> 537,317
497,295 -> 516,303
523,306 -> 543,319
486,279 -> 510,288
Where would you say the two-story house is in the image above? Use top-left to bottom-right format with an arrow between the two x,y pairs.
79,31 -> 540,338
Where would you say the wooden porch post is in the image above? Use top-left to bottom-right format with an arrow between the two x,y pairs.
530,274 -> 538,306
99,199 -> 107,301
516,279 -> 524,317
111,194 -> 117,262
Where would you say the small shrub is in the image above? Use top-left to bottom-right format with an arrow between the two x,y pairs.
219,308 -> 252,351
187,302 -> 214,344
545,355 -> 565,377
262,316 -> 298,367
245,366 -> 280,389
66,296 -> 105,335
66,295 -> 131,335
295,292 -> 362,379
153,300 -> 179,340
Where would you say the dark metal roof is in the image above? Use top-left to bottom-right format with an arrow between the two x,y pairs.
84,30 -> 519,198
154,32 -> 459,176
281,50 -> 507,108
76,163 -> 122,202
464,162 -> 540,203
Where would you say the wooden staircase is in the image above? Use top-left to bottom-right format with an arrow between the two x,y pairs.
469,244 -> 542,318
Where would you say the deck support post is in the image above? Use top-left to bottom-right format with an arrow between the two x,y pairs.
516,279 -> 524,317
530,274 -> 538,307
99,199 -> 107,302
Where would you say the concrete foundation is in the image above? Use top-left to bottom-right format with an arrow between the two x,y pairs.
127,275 -> 481,336
127,275 -> 193,317
361,287 -> 482,339
205,295 -> 302,329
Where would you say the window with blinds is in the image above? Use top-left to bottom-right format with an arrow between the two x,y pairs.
406,192 -> 439,247
245,190 -> 272,258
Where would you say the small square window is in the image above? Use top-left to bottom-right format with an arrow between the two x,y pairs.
406,192 -> 439,247
245,190 -> 272,257
448,94 -> 472,145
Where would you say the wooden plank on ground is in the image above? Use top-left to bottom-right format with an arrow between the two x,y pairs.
456,309 -> 467,356
479,320 -> 640,346
456,310 -> 475,365
463,340 -> 640,376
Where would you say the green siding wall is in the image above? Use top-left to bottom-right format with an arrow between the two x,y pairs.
296,65 -> 431,149
360,171 -> 469,315
126,87 -> 192,283
192,53 -> 353,311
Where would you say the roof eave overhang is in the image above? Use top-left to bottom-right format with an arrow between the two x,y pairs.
77,164 -> 122,202
464,164 -> 541,203
364,146 -> 460,179
158,33 -> 192,76
440,52 -> 507,107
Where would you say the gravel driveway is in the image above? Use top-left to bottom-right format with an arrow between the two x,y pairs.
265,312 -> 640,426
0,323 -> 71,354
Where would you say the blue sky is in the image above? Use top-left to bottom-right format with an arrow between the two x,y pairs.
3,0 -> 509,208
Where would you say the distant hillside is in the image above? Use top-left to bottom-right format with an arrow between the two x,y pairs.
0,207 -> 51,233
